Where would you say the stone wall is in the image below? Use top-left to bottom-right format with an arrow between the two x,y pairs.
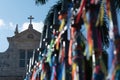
0,76 -> 23,80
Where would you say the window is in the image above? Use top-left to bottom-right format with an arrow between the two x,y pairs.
19,49 -> 34,68
35,50 -> 39,62
27,49 -> 33,64
19,49 -> 25,67
19,60 -> 25,67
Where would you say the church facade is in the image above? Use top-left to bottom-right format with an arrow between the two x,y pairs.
0,17 -> 41,80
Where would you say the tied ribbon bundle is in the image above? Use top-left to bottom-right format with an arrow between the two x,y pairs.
31,68 -> 37,80
51,66 -> 57,80
59,19 -> 65,32
58,62 -> 66,80
76,0 -> 86,23
72,63 -> 79,80
56,19 -> 66,50
46,39 -> 55,65
59,42 -> 65,63
68,27 -> 76,65
87,24 -> 93,56
92,65 -> 105,80
24,0 -> 117,80
82,7 -> 94,56
62,62 -> 66,80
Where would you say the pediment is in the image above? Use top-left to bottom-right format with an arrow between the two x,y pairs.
10,28 -> 41,42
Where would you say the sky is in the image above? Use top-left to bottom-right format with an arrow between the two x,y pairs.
0,0 -> 58,52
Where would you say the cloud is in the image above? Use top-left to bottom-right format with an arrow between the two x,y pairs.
21,21 -> 44,33
0,19 -> 5,27
9,22 -> 15,27
9,22 -> 16,29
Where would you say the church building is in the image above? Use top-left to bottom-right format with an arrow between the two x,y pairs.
0,16 -> 41,80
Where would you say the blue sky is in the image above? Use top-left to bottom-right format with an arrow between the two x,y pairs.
0,0 -> 58,52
